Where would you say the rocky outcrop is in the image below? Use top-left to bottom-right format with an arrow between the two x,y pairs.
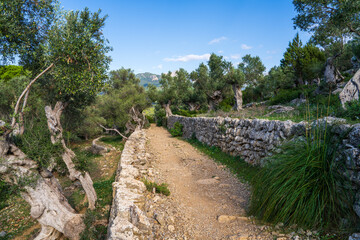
339,69 -> 360,108
107,129 -> 150,240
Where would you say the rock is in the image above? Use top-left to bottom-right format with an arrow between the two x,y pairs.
349,233 -> 360,240
266,105 -> 294,116
290,98 -> 306,106
340,68 -> 360,108
0,231 -> 6,237
332,88 -> 343,95
168,225 -> 175,232
0,120 -> 5,127
218,215 -> 237,223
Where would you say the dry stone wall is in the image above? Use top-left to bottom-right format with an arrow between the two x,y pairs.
107,129 -> 150,240
168,115 -> 360,218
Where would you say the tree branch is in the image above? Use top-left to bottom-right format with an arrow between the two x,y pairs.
98,124 -> 128,140
11,63 -> 54,128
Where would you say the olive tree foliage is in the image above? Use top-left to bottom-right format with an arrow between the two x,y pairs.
191,54 -> 229,111
239,54 -> 266,88
44,7 -> 111,105
154,68 -> 192,116
0,0 -> 56,68
93,68 -> 150,134
293,0 -> 360,43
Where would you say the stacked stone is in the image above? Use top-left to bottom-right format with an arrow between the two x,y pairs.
107,129 -> 150,240
168,115 -> 360,218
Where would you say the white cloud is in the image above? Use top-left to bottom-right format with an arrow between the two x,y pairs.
241,44 -> 252,50
153,64 -> 163,69
266,50 -> 277,54
218,50 -> 224,54
230,54 -> 240,59
209,36 -> 227,45
164,53 -> 210,62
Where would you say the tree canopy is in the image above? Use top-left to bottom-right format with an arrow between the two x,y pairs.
0,0 -> 56,68
293,0 -> 360,45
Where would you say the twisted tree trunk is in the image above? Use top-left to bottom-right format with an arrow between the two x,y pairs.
232,84 -> 243,111
45,101 -> 97,210
0,139 -> 84,240
163,100 -> 173,117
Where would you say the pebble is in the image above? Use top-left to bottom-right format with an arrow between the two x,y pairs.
168,225 -> 175,232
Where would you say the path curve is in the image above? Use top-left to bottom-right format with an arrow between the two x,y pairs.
145,125 -> 273,240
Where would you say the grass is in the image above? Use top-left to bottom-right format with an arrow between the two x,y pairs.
93,174 -> 115,207
186,137 -> 259,183
0,194 -> 36,240
249,125 -> 358,235
142,178 -> 170,196
100,135 -> 124,150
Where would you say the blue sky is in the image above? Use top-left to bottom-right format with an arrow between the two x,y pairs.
60,0 -> 311,74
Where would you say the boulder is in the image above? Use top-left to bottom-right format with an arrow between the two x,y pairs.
339,69 -> 360,108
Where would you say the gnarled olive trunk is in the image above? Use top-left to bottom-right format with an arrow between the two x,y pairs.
0,140 -> 84,240
208,90 -> 223,111
163,100 -> 173,117
45,101 -> 97,210
232,84 -> 243,111
324,57 -> 344,86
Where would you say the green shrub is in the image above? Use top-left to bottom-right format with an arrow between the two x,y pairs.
338,100 -> 360,121
0,180 -> 11,210
80,210 -> 107,240
73,149 -> 99,172
173,109 -> 195,117
219,97 -> 234,112
249,126 -> 357,232
13,116 -> 63,169
142,178 -> 170,196
154,104 -> 166,126
169,122 -> 183,137
269,89 -> 302,105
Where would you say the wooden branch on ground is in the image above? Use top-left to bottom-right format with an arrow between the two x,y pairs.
98,124 -> 128,140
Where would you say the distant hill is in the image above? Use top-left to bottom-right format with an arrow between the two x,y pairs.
136,72 -> 161,88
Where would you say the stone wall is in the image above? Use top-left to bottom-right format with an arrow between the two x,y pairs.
107,129 -> 150,240
168,115 -> 360,217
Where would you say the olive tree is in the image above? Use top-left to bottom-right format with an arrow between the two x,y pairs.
1,7 -> 111,239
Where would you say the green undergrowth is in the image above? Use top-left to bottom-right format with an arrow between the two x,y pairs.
142,178 -> 170,196
100,135 -> 124,150
73,148 -> 100,172
169,121 -> 183,137
186,137 -> 259,183
80,209 -> 108,240
94,174 -> 115,207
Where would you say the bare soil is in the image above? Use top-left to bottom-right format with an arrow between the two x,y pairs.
144,125 -> 275,240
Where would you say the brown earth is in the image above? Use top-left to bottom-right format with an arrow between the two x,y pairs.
144,125 -> 277,240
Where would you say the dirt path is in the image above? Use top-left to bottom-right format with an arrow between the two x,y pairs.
145,125 -> 274,240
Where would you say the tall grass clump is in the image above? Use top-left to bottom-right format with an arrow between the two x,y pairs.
249,124 -> 357,232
